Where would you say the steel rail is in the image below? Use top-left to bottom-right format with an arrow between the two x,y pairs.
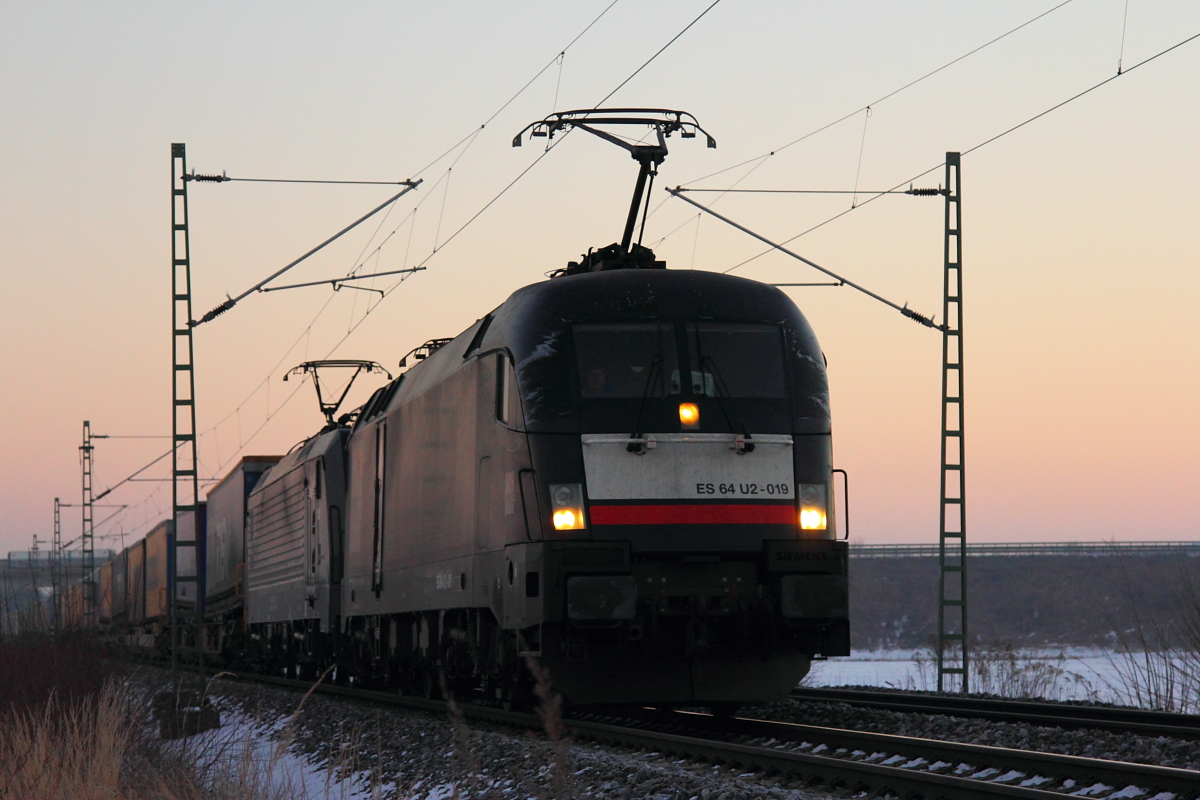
194,668 -> 1199,799
791,687 -> 1200,741
700,710 -> 1200,800
572,710 -> 1200,800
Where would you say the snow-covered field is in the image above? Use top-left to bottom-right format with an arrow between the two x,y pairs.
808,648 -> 1130,702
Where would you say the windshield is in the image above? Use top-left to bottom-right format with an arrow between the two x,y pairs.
687,322 -> 787,399
574,323 -> 680,398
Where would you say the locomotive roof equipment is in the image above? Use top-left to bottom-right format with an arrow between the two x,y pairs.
284,360 -> 392,429
513,109 -> 716,275
398,338 -> 456,370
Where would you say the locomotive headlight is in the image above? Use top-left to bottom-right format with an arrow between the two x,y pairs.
798,483 -> 828,532
678,402 -> 700,430
550,483 -> 586,531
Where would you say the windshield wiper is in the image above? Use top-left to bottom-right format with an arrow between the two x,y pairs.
693,330 -> 755,453
627,354 -> 663,454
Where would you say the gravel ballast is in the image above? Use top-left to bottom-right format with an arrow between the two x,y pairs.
145,669 -> 838,800
139,667 -> 1200,798
750,697 -> 1200,771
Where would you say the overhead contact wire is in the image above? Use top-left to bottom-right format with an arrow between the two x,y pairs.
400,0 -> 725,273
324,0 -> 727,359
408,0 -> 621,181
680,0 -> 1079,189
720,25 -> 1200,275
962,28 -> 1200,157
595,0 -> 723,106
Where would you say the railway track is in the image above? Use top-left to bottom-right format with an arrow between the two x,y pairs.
791,687 -> 1200,741
193,668 -> 1200,800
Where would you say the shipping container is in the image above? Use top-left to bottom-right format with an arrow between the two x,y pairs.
144,521 -> 173,622
111,547 -> 127,622
98,562 -> 113,625
205,457 -> 279,618
126,538 -> 146,623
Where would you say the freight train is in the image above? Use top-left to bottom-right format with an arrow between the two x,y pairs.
69,247 -> 849,708
65,109 -> 850,708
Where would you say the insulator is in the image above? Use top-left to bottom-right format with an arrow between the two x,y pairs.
906,187 -> 944,196
185,171 -> 230,183
901,305 -> 937,328
191,298 -> 236,327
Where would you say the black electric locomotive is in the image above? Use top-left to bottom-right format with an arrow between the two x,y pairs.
337,246 -> 848,706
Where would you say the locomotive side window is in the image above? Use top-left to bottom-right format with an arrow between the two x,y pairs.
686,323 -> 787,399
574,323 -> 680,398
496,352 -> 509,424
371,423 -> 386,595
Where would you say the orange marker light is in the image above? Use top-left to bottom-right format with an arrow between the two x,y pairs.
678,402 -> 700,430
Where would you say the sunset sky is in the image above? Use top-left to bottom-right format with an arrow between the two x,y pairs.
2,1 -> 1197,556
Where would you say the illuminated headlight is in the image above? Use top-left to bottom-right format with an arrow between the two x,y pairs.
678,402 -> 700,430
798,483 -> 828,532
550,483 -> 586,531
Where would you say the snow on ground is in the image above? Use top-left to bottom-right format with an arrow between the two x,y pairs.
809,648 -> 1130,701
157,702 -> 380,799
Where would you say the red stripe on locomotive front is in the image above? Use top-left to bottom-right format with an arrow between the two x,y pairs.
589,504 -> 795,526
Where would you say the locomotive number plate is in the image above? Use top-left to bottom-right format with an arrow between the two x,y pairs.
581,433 -> 794,501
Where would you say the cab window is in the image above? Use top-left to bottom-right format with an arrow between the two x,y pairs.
574,323 -> 680,398
686,322 -> 787,399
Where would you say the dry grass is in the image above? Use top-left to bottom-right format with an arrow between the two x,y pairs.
526,656 -> 574,800
139,667 -> 384,800
0,634 -> 577,800
1,683 -> 132,799
0,633 -> 379,800
432,659 -> 576,800
905,638 -> 1097,700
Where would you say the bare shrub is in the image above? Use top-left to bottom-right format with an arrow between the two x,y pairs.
903,638 -> 1095,700
1096,550 -> 1200,712
970,643 -> 1097,701
1173,565 -> 1200,712
904,644 -> 937,691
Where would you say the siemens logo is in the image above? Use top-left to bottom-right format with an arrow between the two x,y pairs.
774,552 -> 829,562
